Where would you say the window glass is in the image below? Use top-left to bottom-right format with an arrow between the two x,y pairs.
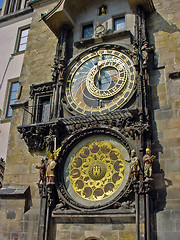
82,24 -> 93,38
20,36 -> 28,44
6,82 -> 19,118
10,0 -> 16,13
0,0 -> 3,9
18,44 -> 26,52
21,28 -> 29,37
37,97 -> 50,123
114,17 -> 125,31
17,27 -> 30,52
4,0 -> 22,15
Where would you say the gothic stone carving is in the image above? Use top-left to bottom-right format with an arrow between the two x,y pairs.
17,124 -> 57,151
18,109 -> 150,152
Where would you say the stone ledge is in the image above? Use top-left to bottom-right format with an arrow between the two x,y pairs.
11,100 -> 28,110
52,209 -> 135,224
0,185 -> 31,212
156,210 -> 180,220
169,70 -> 180,79
0,7 -> 32,23
74,30 -> 132,49
0,185 -> 29,198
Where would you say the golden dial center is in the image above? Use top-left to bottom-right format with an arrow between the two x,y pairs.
88,160 -> 107,180
86,59 -> 127,99
69,140 -> 126,201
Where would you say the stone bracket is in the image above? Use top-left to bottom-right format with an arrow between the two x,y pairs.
0,185 -> 32,212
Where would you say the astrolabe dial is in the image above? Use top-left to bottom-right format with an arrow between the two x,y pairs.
86,58 -> 127,98
63,135 -> 131,207
65,48 -> 136,114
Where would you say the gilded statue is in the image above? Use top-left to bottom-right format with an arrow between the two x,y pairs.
46,147 -> 61,185
100,5 -> 106,15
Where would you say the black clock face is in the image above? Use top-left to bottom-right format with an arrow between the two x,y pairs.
65,48 -> 136,115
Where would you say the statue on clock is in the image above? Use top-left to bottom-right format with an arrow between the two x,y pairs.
143,148 -> 155,178
36,158 -> 46,184
130,150 -> 140,181
46,147 -> 61,185
141,41 -> 154,65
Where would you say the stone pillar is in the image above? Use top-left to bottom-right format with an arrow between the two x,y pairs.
139,193 -> 146,240
52,25 -> 69,119
134,182 -> 140,240
37,183 -> 47,240
144,179 -> 153,240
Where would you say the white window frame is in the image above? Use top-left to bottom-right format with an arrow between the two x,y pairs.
3,78 -> 20,120
14,25 -> 30,53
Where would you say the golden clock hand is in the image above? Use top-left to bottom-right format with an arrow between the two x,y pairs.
96,52 -> 104,89
97,67 -> 101,89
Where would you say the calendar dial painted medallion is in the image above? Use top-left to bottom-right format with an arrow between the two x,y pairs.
63,135 -> 131,208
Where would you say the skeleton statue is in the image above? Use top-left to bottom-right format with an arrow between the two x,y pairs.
141,41 -> 154,65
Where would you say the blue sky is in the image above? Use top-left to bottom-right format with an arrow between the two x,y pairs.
0,0 -> 3,9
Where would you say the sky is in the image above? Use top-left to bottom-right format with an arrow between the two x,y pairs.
0,0 -> 3,9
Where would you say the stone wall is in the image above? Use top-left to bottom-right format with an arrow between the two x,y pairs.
147,0 -> 180,239
0,200 -> 39,240
0,2 -> 57,240
54,222 -> 136,240
19,4 -> 57,102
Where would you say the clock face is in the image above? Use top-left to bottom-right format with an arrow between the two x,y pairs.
65,48 -> 136,114
63,135 -> 131,208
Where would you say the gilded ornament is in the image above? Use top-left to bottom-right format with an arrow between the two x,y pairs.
69,140 -> 126,201
46,147 -> 61,185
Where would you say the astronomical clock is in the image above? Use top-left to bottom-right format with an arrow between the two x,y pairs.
52,44 -> 139,211
65,47 -> 136,115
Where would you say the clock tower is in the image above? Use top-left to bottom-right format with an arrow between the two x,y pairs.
17,0 -> 156,239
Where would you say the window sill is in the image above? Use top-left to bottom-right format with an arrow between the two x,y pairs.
12,50 -> 25,57
0,7 -> 32,23
0,117 -> 11,124
74,29 -> 132,48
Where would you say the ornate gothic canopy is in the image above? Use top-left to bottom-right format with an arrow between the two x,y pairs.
35,0 -> 155,36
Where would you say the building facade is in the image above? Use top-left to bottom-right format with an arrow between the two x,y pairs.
0,0 -> 179,240
0,0 -> 32,161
